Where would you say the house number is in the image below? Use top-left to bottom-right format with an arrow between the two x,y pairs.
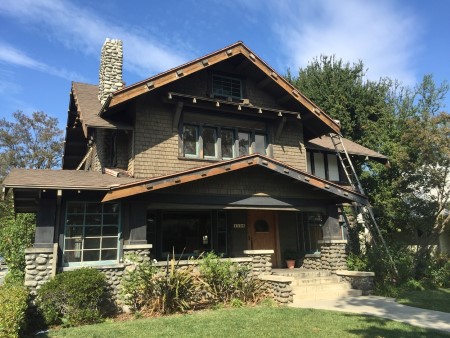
233,223 -> 246,229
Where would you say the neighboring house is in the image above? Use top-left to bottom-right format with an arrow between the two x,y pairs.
2,40 -> 388,288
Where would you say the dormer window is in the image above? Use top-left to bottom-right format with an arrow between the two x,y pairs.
212,74 -> 242,100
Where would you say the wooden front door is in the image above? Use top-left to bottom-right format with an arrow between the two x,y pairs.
247,210 -> 277,266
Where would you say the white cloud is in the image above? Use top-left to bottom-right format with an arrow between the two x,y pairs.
0,0 -> 188,77
0,42 -> 85,81
269,0 -> 420,84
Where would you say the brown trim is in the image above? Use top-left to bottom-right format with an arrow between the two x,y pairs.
101,154 -> 368,205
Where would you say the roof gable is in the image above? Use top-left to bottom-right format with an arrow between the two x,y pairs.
102,154 -> 368,205
102,41 -> 340,135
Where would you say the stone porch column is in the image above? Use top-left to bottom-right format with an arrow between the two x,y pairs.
243,250 -> 273,276
318,239 -> 348,271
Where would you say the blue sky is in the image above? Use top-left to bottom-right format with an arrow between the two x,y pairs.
1,0 -> 449,129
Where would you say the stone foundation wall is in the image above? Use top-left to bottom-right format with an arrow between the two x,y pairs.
24,247 -> 55,295
259,275 -> 294,304
318,240 -> 348,271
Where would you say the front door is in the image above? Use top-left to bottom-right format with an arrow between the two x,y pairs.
247,210 -> 277,267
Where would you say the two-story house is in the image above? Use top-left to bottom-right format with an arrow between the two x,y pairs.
2,40 -> 387,286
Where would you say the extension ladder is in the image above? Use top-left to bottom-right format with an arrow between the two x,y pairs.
329,133 -> 399,277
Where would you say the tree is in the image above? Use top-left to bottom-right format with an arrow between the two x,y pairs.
0,111 -> 64,180
289,60 -> 450,284
0,111 -> 64,280
286,55 -> 393,147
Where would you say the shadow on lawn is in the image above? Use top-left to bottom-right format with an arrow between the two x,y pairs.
342,313 -> 449,338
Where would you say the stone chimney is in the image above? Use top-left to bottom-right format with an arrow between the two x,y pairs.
98,38 -> 124,105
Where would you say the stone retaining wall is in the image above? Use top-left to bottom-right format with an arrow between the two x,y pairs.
336,270 -> 375,295
259,274 -> 294,304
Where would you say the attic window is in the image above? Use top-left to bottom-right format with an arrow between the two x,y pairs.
212,74 -> 242,100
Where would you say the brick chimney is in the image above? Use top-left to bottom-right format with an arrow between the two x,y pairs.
98,38 -> 123,105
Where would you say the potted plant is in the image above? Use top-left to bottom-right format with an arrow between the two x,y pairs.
284,249 -> 298,269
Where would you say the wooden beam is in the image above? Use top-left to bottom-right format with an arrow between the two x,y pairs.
172,101 -> 183,131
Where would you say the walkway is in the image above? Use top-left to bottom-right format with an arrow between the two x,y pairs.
291,295 -> 450,333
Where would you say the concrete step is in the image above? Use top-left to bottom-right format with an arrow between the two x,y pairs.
272,269 -> 332,278
291,289 -> 363,302
290,275 -> 341,286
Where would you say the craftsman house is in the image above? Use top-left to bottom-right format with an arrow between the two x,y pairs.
2,40 -> 388,282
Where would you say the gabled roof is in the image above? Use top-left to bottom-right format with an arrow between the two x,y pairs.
102,41 -> 341,135
102,154 -> 369,205
306,135 -> 389,164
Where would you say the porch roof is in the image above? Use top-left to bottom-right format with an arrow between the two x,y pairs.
102,154 -> 369,205
306,135 -> 388,164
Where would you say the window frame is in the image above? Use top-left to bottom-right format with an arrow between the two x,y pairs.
181,122 -> 268,160
212,74 -> 243,100
63,202 -> 121,267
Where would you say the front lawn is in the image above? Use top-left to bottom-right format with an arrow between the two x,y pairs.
396,288 -> 450,313
38,306 -> 448,338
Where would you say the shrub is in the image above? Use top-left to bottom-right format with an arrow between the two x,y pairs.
152,258 -> 201,314
425,254 -> 450,288
37,268 -> 111,327
199,252 -> 265,304
0,281 -> 29,338
120,261 -> 158,313
121,256 -> 202,315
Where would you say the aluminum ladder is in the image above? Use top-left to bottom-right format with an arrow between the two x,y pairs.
329,133 -> 399,277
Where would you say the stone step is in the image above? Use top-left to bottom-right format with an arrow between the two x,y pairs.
292,281 -> 352,294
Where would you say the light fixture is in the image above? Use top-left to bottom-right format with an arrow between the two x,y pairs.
216,101 -> 220,107
168,92 -> 172,99
193,97 -> 197,103
258,108 -> 263,114
237,105 -> 242,111
297,113 -> 301,119
278,111 -> 283,117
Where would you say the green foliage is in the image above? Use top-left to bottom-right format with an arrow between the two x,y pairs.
121,256 -> 201,315
152,257 -> 201,315
120,260 -> 158,313
0,111 -> 64,179
0,281 -> 29,338
198,252 -> 264,304
346,252 -> 368,271
36,268 -> 111,327
0,213 -> 35,278
425,254 -> 450,288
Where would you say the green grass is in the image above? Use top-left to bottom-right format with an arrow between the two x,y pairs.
37,306 -> 448,338
397,288 -> 450,313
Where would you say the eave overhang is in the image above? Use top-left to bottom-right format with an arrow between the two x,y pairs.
101,41 -> 340,135
102,154 -> 369,205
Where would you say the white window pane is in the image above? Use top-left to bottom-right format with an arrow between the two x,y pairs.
313,153 -> 326,178
327,154 -> 340,181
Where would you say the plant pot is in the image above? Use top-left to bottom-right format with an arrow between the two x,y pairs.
286,259 -> 296,269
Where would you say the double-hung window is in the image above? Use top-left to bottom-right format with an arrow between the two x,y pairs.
63,202 -> 120,266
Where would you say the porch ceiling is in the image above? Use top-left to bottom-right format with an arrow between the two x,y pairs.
102,154 -> 369,205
